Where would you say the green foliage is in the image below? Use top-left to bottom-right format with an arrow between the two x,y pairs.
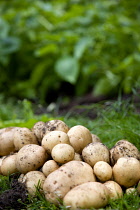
0,0 -> 140,102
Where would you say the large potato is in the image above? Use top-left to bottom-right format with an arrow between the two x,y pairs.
41,130 -> 70,154
51,143 -> 75,164
16,144 -> 48,174
82,142 -> 110,167
67,125 -> 92,154
0,127 -> 17,156
14,127 -> 38,151
113,157 -> 140,188
110,140 -> 140,165
43,160 -> 96,205
63,182 -> 109,209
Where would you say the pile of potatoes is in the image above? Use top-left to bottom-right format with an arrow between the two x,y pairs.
0,119 -> 140,209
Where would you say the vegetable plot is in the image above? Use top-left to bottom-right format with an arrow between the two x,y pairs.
0,119 -> 140,209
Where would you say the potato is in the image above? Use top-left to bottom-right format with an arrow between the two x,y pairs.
113,157 -> 140,188
67,125 -> 92,154
93,161 -> 112,182
91,133 -> 101,143
19,171 -> 46,196
63,182 -> 109,209
44,120 -> 69,136
104,180 -> 123,200
110,139 -> 140,166
0,156 -> 6,174
14,127 -> 38,151
0,127 -> 17,156
42,160 -> 59,177
126,187 -> 137,195
73,153 -> 82,161
16,144 -> 48,174
43,160 -> 96,205
51,143 -> 75,164
32,121 -> 46,143
82,142 -> 110,167
1,154 -> 18,176
41,130 -> 70,154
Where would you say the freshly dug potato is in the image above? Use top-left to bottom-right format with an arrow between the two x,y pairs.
43,160 -> 96,205
42,160 -> 59,177
19,171 -> 46,196
0,156 -> 6,174
82,142 -> 110,167
32,121 -> 46,143
126,187 -> 137,195
1,154 -> 18,176
44,120 -> 69,136
14,127 -> 38,151
67,125 -> 92,154
93,161 -> 112,182
0,127 -> 17,156
63,182 -> 109,209
16,144 -> 48,174
51,143 -> 75,164
104,181 -> 123,200
73,153 -> 82,161
41,130 -> 70,154
113,157 -> 140,188
91,133 -> 101,143
110,139 -> 140,166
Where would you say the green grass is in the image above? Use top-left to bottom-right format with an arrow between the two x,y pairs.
0,96 -> 140,209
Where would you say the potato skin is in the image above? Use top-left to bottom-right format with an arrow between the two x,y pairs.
67,125 -> 92,154
82,142 -> 110,167
63,182 -> 109,209
43,160 -> 96,205
32,121 -> 46,143
113,157 -> 140,188
44,120 -> 69,135
16,144 -> 48,174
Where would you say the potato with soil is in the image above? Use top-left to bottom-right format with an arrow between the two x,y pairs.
104,180 -> 123,200
63,182 -> 109,209
0,127 -> 18,156
16,144 -> 48,174
67,125 -> 92,154
42,160 -> 59,177
113,157 -> 140,188
43,160 -> 96,205
1,154 -> 18,176
91,133 -> 101,143
14,127 -> 38,151
32,121 -> 46,143
41,130 -> 70,154
110,139 -> 140,166
82,142 -> 110,167
44,120 -> 69,136
19,171 -> 46,196
93,161 -> 112,182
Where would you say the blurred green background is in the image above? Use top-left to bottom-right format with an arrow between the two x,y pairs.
0,0 -> 140,104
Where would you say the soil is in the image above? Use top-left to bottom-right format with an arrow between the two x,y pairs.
0,174 -> 28,210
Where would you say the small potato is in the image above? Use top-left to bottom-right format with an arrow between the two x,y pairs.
19,171 -> 46,196
104,181 -> 123,200
16,144 -> 48,174
41,130 -> 70,154
44,120 -> 69,136
82,142 -> 110,167
67,125 -> 92,154
91,133 -> 101,143
14,127 -> 38,151
0,127 -> 18,156
1,154 -> 18,176
126,187 -> 137,195
32,121 -> 46,143
0,156 -> 6,174
73,153 -> 82,161
51,144 -> 75,164
42,160 -> 59,177
113,157 -> 140,188
43,160 -> 96,205
93,161 -> 112,182
63,182 -> 109,209
110,139 -> 140,166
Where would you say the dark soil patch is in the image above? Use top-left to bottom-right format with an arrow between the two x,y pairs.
0,174 -> 28,210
